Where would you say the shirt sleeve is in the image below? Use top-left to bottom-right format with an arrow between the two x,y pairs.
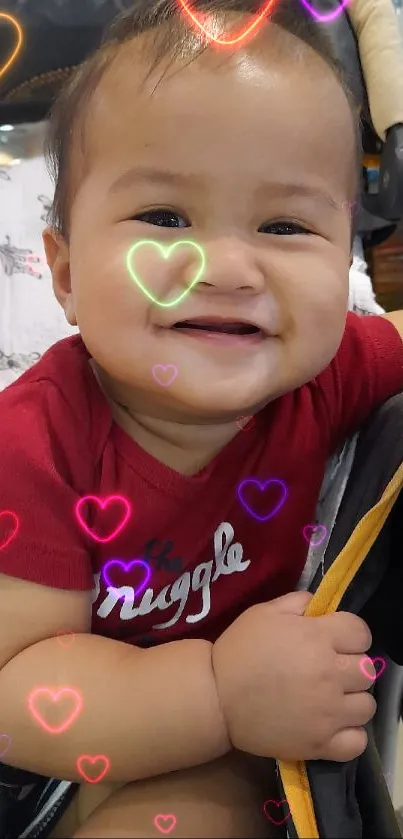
0,378 -> 94,590
316,312 -> 403,455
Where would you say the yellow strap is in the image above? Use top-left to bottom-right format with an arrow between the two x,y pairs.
278,460 -> 403,839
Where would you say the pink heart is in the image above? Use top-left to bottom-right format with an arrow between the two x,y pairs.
154,814 -> 177,835
76,754 -> 110,784
359,656 -> 387,681
152,365 -> 178,387
0,510 -> 19,551
28,687 -> 83,734
102,558 -> 151,598
298,0 -> 351,23
75,495 -> 131,543
302,524 -> 328,547
0,733 -> 11,759
263,799 -> 290,826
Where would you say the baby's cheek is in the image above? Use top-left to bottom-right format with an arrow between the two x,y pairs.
290,278 -> 347,379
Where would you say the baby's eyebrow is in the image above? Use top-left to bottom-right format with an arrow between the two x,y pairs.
257,181 -> 342,211
109,166 -> 204,194
109,166 -> 343,212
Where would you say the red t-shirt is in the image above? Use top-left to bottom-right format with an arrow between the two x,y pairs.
0,313 -> 402,646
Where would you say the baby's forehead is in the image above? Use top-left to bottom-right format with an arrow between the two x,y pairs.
88,29 -> 352,135
75,25 -> 357,203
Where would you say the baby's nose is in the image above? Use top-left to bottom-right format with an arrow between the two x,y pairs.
193,238 -> 265,295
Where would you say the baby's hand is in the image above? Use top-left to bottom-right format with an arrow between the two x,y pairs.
212,591 -> 376,763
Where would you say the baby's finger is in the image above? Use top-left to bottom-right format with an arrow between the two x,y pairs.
336,654 -> 376,692
342,691 -> 377,728
319,612 -> 372,655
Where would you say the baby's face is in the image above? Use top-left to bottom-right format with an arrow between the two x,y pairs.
49,25 -> 355,423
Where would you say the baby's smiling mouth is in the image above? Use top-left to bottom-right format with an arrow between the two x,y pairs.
169,316 -> 267,344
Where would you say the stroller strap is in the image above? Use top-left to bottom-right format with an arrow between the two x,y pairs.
278,458 -> 403,839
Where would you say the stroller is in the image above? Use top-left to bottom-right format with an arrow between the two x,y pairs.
1,0 -> 403,836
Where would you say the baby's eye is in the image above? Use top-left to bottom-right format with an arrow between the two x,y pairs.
259,221 -> 310,235
132,209 -> 190,228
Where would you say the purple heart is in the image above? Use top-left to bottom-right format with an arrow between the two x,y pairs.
0,733 -> 11,759
102,559 -> 151,599
237,478 -> 288,522
299,0 -> 351,22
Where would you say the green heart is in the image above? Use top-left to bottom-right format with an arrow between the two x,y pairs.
126,239 -> 206,308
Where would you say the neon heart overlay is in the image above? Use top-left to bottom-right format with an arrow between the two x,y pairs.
56,630 -> 76,649
263,799 -> 290,826
302,524 -> 328,547
102,558 -> 151,599
177,0 -> 276,45
236,415 -> 255,432
176,0 -> 351,48
152,364 -> 178,387
237,478 -> 288,522
299,0 -> 352,23
126,239 -> 206,308
0,734 -> 11,759
0,510 -> 19,551
154,814 -> 177,835
75,495 -> 131,544
359,656 -> 386,681
28,687 -> 83,734
0,13 -> 23,81
76,754 -> 110,784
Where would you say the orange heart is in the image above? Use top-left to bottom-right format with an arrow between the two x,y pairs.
176,0 -> 277,47
0,13 -> 23,81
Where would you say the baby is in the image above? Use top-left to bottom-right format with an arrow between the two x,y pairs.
1,0 -> 403,837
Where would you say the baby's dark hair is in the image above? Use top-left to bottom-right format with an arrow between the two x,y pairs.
45,0 -> 362,239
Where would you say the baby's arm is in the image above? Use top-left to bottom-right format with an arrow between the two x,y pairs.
0,573 -> 231,783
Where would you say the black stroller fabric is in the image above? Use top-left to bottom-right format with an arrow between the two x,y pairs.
276,392 -> 403,838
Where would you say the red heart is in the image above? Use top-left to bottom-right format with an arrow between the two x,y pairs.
76,754 -> 110,784
177,0 -> 277,46
0,511 -> 19,551
75,495 -> 131,543
263,799 -> 290,826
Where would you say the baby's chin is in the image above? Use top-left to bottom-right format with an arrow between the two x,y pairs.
150,380 -> 276,424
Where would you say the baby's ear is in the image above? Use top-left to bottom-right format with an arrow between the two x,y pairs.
42,226 -> 77,326
42,226 -> 62,269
